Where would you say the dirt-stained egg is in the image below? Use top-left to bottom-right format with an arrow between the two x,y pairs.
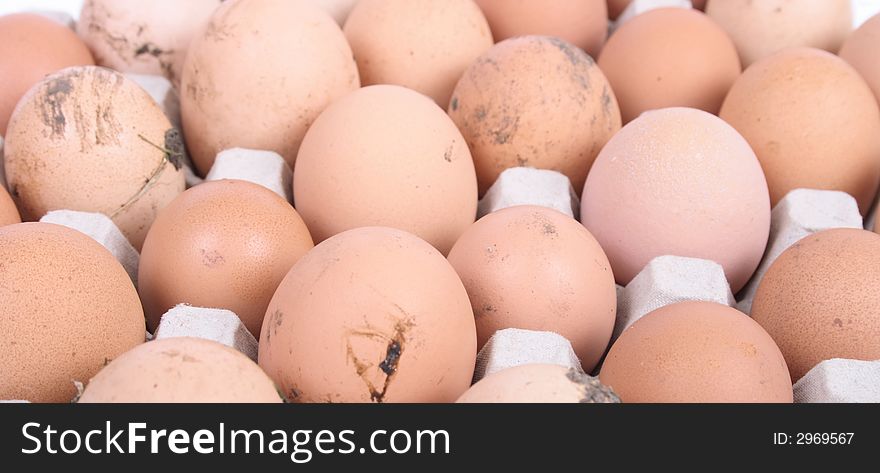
0,13 -> 94,135
294,85 -> 477,255
0,223 -> 145,403
598,8 -> 740,123
79,338 -> 282,403
839,13 -> 880,105
475,0 -> 608,57
720,48 -> 880,215
447,206 -> 616,372
139,180 -> 314,337
449,36 -> 621,195
706,0 -> 852,67
259,227 -> 477,403
456,364 -> 620,403
600,301 -> 793,403
751,229 -> 880,382
4,66 -> 185,249
181,0 -> 360,175
344,0 -> 493,106
0,185 -> 21,227
581,107 -> 770,292
77,0 -> 221,86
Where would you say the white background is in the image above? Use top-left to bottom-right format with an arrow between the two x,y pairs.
1,0 -> 879,27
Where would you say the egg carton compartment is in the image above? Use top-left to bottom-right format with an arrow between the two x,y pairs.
613,255 -> 734,345
154,304 -> 258,362
30,8 -> 74,29
794,359 -> 880,403
473,328 -> 583,383
478,167 -> 579,219
39,210 -> 140,287
205,148 -> 293,203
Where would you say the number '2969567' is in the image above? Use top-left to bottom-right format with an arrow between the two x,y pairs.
774,433 -> 855,445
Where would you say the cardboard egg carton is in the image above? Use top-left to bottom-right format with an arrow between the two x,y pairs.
794,359 -> 880,403
154,304 -> 258,362
736,189 -> 862,315
473,328 -> 584,383
613,255 -> 735,345
39,210 -> 140,287
205,148 -> 293,203
30,9 -> 75,29
478,167 -> 580,219
612,0 -> 693,32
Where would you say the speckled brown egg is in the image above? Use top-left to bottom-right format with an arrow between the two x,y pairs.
344,0 -> 493,106
181,0 -> 360,175
447,206 -> 616,372
720,48 -> 880,215
79,338 -> 281,403
751,228 -> 880,382
598,8 -> 741,123
0,185 -> 21,226
600,301 -> 793,403
259,227 -> 477,403
139,179 -> 314,337
0,13 -> 94,136
839,13 -> 880,105
294,85 -> 477,255
3,66 -> 186,249
456,364 -> 620,403
706,0 -> 852,67
0,223 -> 145,403
449,36 -> 621,194
475,0 -> 608,57
77,0 -> 222,87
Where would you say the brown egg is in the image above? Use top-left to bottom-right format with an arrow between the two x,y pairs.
139,180 -> 314,337
0,223 -> 145,403
720,48 -> 880,215
181,0 -> 360,175
456,364 -> 620,403
581,108 -> 770,292
600,301 -> 793,403
839,14 -> 880,105
344,0 -> 493,106
259,227 -> 477,403
706,0 -> 852,67
77,0 -> 222,86
447,206 -> 616,372
475,0 -> 608,57
4,66 -> 185,249
294,85 -> 477,255
449,36 -> 621,194
0,13 -> 94,135
79,338 -> 281,403
598,8 -> 740,123
751,229 -> 880,382
0,185 -> 21,227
